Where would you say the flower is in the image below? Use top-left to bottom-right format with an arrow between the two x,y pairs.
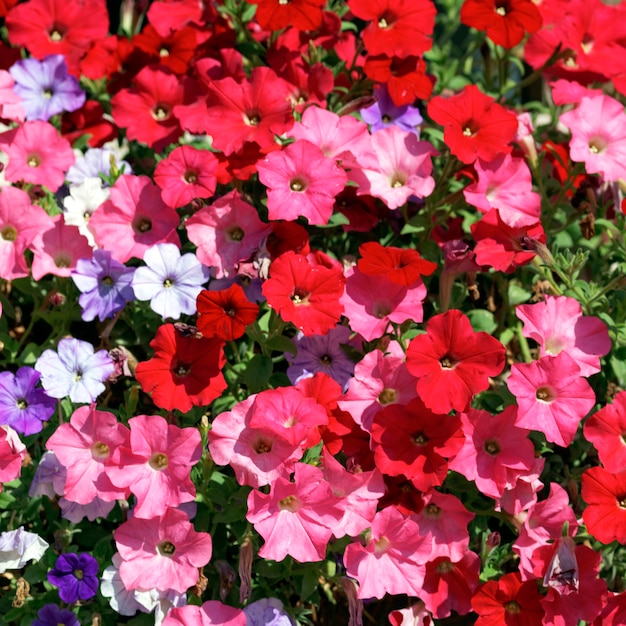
0,425 -> 26,491
47,552 -> 99,603
0,366 -> 55,436
34,337 -> 115,403
72,249 -> 136,322
65,147 -> 132,186
244,598 -> 295,626
132,242 -> 210,319
9,54 -> 85,121
0,527 -> 48,573
357,241 -> 437,286
581,466 -> 626,544
247,0 -> 325,31
33,605 -> 80,626
163,601 -> 247,626
584,391 -> 626,473
62,177 -> 109,246
360,85 -> 424,134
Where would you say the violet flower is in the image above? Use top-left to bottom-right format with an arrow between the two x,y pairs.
132,242 -> 211,320
286,325 -> 355,389
9,54 -> 85,121
33,605 -> 80,626
35,338 -> 115,403
48,552 -> 99,603
0,366 -> 56,435
72,249 -> 135,322
360,85 -> 423,134
244,598 -> 296,626
29,451 -> 66,499
66,147 -> 132,186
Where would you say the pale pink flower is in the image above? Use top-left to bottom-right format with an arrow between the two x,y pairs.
349,126 -> 436,209
338,340 -> 418,432
186,191 -> 270,279
508,352 -> 596,447
0,186 -> 54,280
0,120 -> 74,191
0,70 -> 25,122
340,267 -> 426,342
163,601 -> 246,626
343,505 -> 431,599
516,295 -> 611,377
448,406 -> 535,499
389,602 -> 432,626
107,414 -> 202,518
257,139 -> 348,225
114,507 -> 213,593
30,215 -> 93,280
89,174 -> 180,263
246,463 -> 344,563
463,154 -> 541,227
560,93 -> 626,182
46,405 -> 130,505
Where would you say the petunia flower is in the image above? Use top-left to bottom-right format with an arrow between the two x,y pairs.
33,605 -> 80,626
581,466 -> 626,544
0,527 -> 48,573
47,552 -> 99,603
584,391 -> 626,473
163,601 -> 247,626
34,337 -> 115,403
0,425 -> 26,491
0,366 -> 56,436
62,177 -> 109,247
360,85 -> 424,134
243,598 -> 295,626
66,147 -> 132,186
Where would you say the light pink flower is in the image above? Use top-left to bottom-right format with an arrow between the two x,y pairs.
257,139 -> 348,225
516,295 -> 611,377
0,186 -> 53,280
107,414 -> 202,518
30,215 -> 93,280
0,70 -> 25,121
560,93 -> 626,182
246,463 -> 344,563
463,154 -> 541,227
46,405 -> 130,505
508,353 -> 596,447
350,126 -> 436,209
0,120 -> 74,191
89,174 -> 180,263
163,600 -> 246,626
114,507 -> 213,593
186,191 -> 270,278
343,505 -> 431,599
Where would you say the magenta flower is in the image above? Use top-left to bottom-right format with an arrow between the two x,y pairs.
48,552 -> 99,603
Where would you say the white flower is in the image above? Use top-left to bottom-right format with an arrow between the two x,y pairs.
0,527 -> 49,573
62,177 -> 109,247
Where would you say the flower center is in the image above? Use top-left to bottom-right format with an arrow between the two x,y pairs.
374,536 -> 391,553
43,88 -> 53,99
74,369 -> 83,382
163,278 -> 174,288
279,495 -> 300,512
378,388 -> 398,405
91,441 -> 110,460
74,569 -> 83,580
588,137 -> 607,154
149,452 -> 169,470
291,288 -> 310,305
49,28 -> 64,42
412,431 -> 428,446
484,439 -> 501,455
320,354 -> 332,365
101,275 -> 114,286
152,104 -> 171,121
254,438 -> 273,454
174,361 -> 191,376
16,398 -> 27,410
159,47 -> 170,57
440,356 -> 456,369
184,170 -> 198,184
27,155 -> 41,168
495,6 -> 506,16
425,503 -> 441,517
390,175 -> 405,188
290,178 -> 307,192
244,111 -> 260,126
227,226 -> 244,241
279,0 -> 289,4
536,386 -> 554,402
54,254 -> 72,268
437,560 -> 454,574
1,226 -> 17,242
504,601 -> 520,614
133,217 -> 152,233
382,114 -> 392,123
157,540 -> 176,556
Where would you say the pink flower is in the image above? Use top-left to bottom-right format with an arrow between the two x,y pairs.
257,139 -> 348,225
498,457 -> 545,515
186,191 -> 270,279
0,70 -> 25,122
0,186 -> 53,280
516,295 -> 611,377
0,120 -> 74,191
343,505 -> 431,599
246,463 -> 344,563
30,215 -> 93,280
350,126 -> 436,209
463,154 -> 541,227
163,601 -> 246,626
0,426 -> 26,491
46,405 -> 130,505
114,507 -> 213,593
560,93 -> 626,182
89,174 -> 180,263
508,353 -> 596,447
106,414 -> 202,518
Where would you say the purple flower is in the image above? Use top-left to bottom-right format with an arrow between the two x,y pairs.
9,54 -> 85,121
34,338 -> 115,403
244,598 -> 295,626
29,451 -> 66,499
72,249 -> 135,322
33,604 -> 80,626
132,243 -> 211,319
0,366 -> 56,435
48,552 -> 99,603
286,325 -> 356,389
360,85 -> 423,134
66,148 -> 132,186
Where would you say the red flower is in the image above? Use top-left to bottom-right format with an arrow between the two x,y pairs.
135,323 -> 227,412
427,85 -> 518,164
348,0 -> 437,59
461,0 -> 542,49
472,572 -> 544,626
581,466 -> 626,544
196,284 -> 260,341
249,0 -> 326,32
262,251 -> 345,336
406,309 -> 506,414
584,391 -> 626,474
357,241 -> 437,286
61,101 -> 116,148
132,25 -> 204,75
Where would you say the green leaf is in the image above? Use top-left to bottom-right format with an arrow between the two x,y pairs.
466,309 -> 497,334
265,335 -> 297,355
244,354 -> 273,393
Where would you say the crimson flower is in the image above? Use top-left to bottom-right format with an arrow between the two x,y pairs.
460,0 -> 542,49
135,323 -> 227,412
262,251 -> 345,336
357,241 -> 437,286
581,466 -> 626,544
248,0 -> 326,31
427,85 -> 518,164
406,309 -> 506,414
196,284 -> 260,341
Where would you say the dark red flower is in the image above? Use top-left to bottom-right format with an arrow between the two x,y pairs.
196,284 -> 260,341
427,85 -> 518,164
358,241 -> 437,286
406,309 -> 506,414
461,0 -> 542,49
265,222 -> 311,260
61,101 -> 116,147
135,323 -> 227,412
